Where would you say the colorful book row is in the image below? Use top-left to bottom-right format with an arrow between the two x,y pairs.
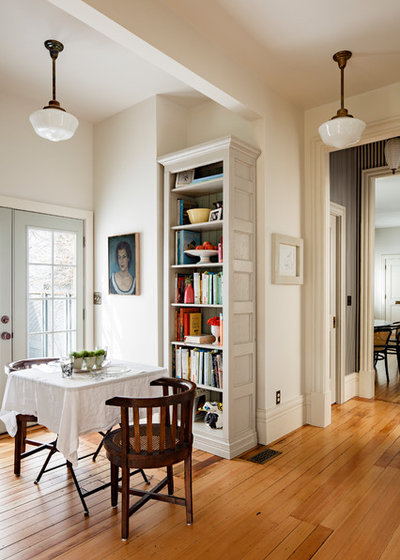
175,272 -> 223,305
175,346 -> 223,388
174,307 -> 201,341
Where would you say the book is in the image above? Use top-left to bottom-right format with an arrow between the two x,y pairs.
191,173 -> 223,184
193,272 -> 201,304
181,348 -> 189,379
184,333 -> 215,344
176,230 -> 201,265
189,312 -> 202,336
175,346 -> 182,378
193,162 -> 223,182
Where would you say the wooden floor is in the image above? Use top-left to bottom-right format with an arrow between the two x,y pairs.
375,353 -> 400,404
2,396 -> 400,559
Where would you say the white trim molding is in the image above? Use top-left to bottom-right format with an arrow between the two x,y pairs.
330,202 -> 346,405
256,395 -> 306,445
344,372 -> 359,402
359,166 -> 398,398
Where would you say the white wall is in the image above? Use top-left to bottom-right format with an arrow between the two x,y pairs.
374,227 -> 400,318
0,91 -> 93,210
93,97 -> 162,363
185,97 -> 304,442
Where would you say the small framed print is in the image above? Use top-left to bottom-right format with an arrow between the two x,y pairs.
209,208 -> 222,222
175,169 -> 194,187
272,233 -> 303,285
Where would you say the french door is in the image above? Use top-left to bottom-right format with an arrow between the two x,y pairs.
0,208 -> 84,430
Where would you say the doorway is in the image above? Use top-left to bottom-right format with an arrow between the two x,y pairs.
0,207 -> 84,431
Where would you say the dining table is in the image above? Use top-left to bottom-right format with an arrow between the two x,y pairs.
374,319 -> 393,328
0,359 -> 168,514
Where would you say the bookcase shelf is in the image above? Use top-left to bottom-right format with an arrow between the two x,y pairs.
172,220 -> 223,232
171,303 -> 223,308
159,136 -> 260,459
171,340 -> 223,350
171,177 -> 223,195
172,263 -> 222,269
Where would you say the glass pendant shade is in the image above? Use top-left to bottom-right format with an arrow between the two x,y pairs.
318,116 -> 366,149
384,138 -> 400,173
30,107 -> 79,142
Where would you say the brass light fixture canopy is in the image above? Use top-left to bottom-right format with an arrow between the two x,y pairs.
43,39 -> 65,111
331,50 -> 353,119
318,49 -> 365,149
29,39 -> 79,142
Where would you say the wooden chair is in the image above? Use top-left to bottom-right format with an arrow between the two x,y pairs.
374,327 -> 391,382
103,377 -> 196,540
385,322 -> 400,372
5,357 -> 57,476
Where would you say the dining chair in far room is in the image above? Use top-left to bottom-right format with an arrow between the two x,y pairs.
5,357 -> 57,476
103,377 -> 196,541
374,327 -> 392,382
385,322 -> 400,372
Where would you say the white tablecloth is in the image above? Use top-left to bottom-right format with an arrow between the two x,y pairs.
0,361 -> 168,467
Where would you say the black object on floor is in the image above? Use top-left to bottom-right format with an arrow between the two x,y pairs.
248,448 -> 282,464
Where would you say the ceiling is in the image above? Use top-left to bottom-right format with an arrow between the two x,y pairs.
0,0 -> 205,123
1,0 -> 400,122
160,0 -> 400,109
375,175 -> 400,228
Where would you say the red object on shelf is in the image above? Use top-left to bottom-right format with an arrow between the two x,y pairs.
184,282 -> 194,304
218,237 -> 223,263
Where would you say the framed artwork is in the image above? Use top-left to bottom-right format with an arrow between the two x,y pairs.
272,233 -> 303,285
108,233 -> 140,295
209,208 -> 222,222
175,169 -> 194,187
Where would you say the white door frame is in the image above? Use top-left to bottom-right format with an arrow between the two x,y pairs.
359,167 -> 395,398
305,117 -> 400,426
330,202 -> 346,405
0,195 -> 93,349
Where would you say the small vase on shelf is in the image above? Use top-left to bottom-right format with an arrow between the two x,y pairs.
184,278 -> 194,304
210,324 -> 221,345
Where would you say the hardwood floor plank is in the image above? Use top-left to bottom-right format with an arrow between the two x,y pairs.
3,398 -> 400,559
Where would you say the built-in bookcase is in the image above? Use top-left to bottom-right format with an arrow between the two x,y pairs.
159,136 -> 260,459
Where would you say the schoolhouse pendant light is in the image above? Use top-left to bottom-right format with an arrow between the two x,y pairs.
29,40 -> 79,142
384,138 -> 400,174
318,50 -> 365,150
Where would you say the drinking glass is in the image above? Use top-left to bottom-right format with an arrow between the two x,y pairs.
60,356 -> 73,378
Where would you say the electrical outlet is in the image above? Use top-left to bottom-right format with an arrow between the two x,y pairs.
276,390 -> 281,405
93,292 -> 102,305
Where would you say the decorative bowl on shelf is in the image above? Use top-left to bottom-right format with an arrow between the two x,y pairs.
184,249 -> 218,264
187,208 -> 211,224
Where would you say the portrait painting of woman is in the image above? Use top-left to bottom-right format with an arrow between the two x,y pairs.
108,233 -> 140,295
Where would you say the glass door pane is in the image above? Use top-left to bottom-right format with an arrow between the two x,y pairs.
27,228 -> 78,357
13,211 -> 84,359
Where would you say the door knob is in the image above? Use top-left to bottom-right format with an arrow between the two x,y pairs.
1,332 -> 11,340
1,315 -> 9,324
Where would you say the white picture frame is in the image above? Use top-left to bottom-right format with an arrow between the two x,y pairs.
175,169 -> 194,187
209,208 -> 222,222
272,233 -> 303,285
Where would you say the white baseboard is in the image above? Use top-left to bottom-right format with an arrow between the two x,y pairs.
256,395 -> 306,445
344,372 -> 359,401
